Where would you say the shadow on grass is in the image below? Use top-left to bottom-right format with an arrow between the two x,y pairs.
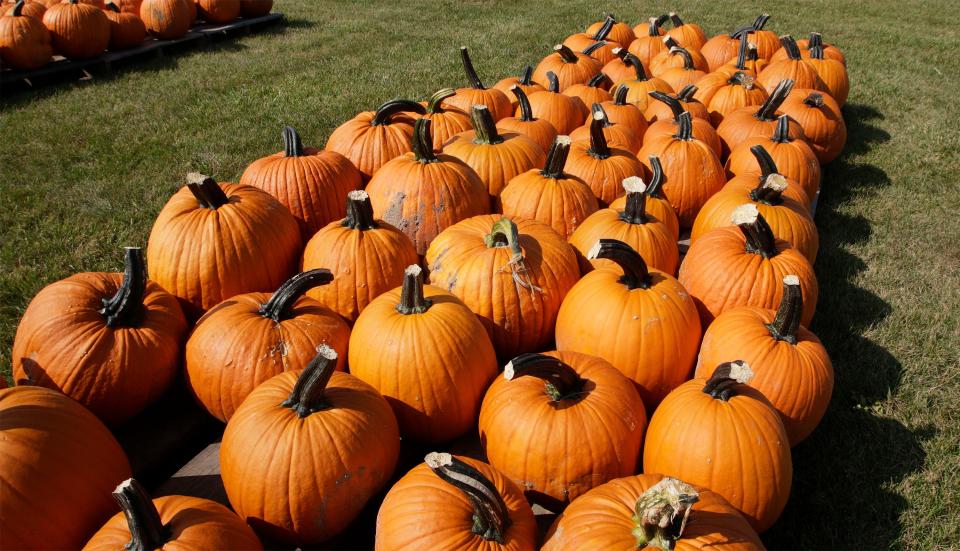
763,104 -> 933,549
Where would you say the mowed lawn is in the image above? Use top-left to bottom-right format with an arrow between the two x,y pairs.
1,0 -> 958,548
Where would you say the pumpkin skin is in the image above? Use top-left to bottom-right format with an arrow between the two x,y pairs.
626,15 -> 667,69
42,0 -> 109,59
445,47 -> 513,121
585,14 -> 634,47
563,73 -> 613,107
221,347 -> 400,545
643,84 -> 709,122
696,276 -> 833,446
238,0 -> 270,17
542,474 -> 765,551
496,84 -> 558,152
103,2 -> 145,50
479,351 -> 647,509
664,12 -> 706,50
425,216 -> 580,360
726,115 -> 821,204
533,43 -> 603,92
694,71 -> 769,126
421,88 -> 473,149
599,84 -> 649,137
609,155 -> 680,241
780,89 -> 846,164
493,65 -> 545,111
600,47 -> 637,86
1,0 -> 46,19
139,0 -> 192,39
611,52 -> 672,113
701,26 -> 751,72
716,79 -> 804,158
302,190 -> 418,323
240,126 -> 361,239
194,0 -> 238,23
146,174 -> 301,318
556,239 -> 701,408
368,117 -> 489,255
110,0 -> 142,13
679,204 -> 818,327
568,103 -> 641,154
375,454 -> 538,551
350,265 -> 497,443
0,386 -> 132,551
757,35 -> 827,95
649,42 -> 708,78
184,269 -> 351,422
325,98 -> 426,183
644,362 -> 792,532
644,90 -> 723,158
12,248 -> 187,426
525,71 -> 589,134
565,106 -> 647,206
0,1 -> 52,70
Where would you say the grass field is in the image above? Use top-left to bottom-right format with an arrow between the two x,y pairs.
1,1 -> 958,548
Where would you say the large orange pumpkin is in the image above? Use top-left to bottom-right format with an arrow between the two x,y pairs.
780,88 -> 846,164
444,46 -> 513,121
0,1 -> 52,70
139,0 -> 192,39
493,65 -> 545,110
194,0 -> 238,23
643,91 -> 722,157
12,247 -> 187,425
569,102 -> 641,153
644,361 -> 792,532
533,43 -> 603,92
611,52 -> 672,112
0,386 -> 132,550
496,84 -> 558,152
349,265 -> 497,442
664,11 -> 706,50
425,215 -> 580,359
715,78 -> 804,158
42,0 -> 109,59
103,2 -> 145,50
479,351 -> 647,509
524,71 -> 589,134
421,88 -> 472,149
626,15 -> 668,69
185,269 -> 351,422
565,107 -> 646,206
325,98 -> 426,182
555,239 -> 701,408
609,154 -> 680,240
757,35 -> 827,95
220,346 -> 400,545
375,453 -> 538,551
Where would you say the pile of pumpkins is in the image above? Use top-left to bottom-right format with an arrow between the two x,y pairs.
1,10 -> 849,551
0,0 -> 273,70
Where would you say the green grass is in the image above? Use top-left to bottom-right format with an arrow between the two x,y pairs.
1,0 -> 958,548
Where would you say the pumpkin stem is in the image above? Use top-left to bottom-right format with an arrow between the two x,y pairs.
766,275 -> 803,344
613,84 -> 629,105
676,84 -> 697,102
371,99 -> 425,126
728,71 -> 756,89
541,135 -> 572,178
397,264 -> 431,315
113,479 -> 171,551
99,247 -> 147,328
105,2 -> 121,12
588,104 -> 611,159
732,204 -> 778,258
519,65 -> 534,86
412,118 -> 439,163
756,79 -> 794,121
672,111 -> 694,141
483,216 -> 522,254
592,15 -> 615,41
185,173 -> 229,210
546,71 -> 561,93
780,35 -> 802,60
648,15 -> 668,37
662,36 -> 681,51
803,92 -> 825,108
771,114 -> 792,143
582,41 -> 607,57
342,190 -> 378,230
460,46 -> 487,90
624,53 -> 649,81
427,88 -> 456,114
511,86 -> 535,122
671,47 -> 695,70
809,33 -> 825,60
733,30 -> 749,70
668,12 -> 685,27
587,72 -> 609,88
748,146 -> 787,205
587,238 -> 652,289
555,44 -> 579,63
281,345 -> 338,417
471,105 -> 504,145
631,478 -> 700,550
11,0 -> 25,16
259,269 -> 334,322
425,453 -> 512,543
703,360 -> 753,401
612,46 -> 628,62
649,90 -> 684,121
753,13 -> 771,30
646,155 -> 667,198
619,177 -> 649,224
747,43 -> 761,62
504,353 -> 584,401
282,126 -> 304,157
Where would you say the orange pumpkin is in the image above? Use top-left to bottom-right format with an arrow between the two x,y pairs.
492,65 -> 545,110
644,361 -> 792,532
42,0 -> 109,59
563,73 -> 613,107
565,107 -> 647,205
580,39 -> 618,65
139,0 -> 192,39
375,453 -> 538,551
524,71 -> 589,134
664,12 -> 706,50
649,40 -> 708,78
1,0 -> 46,18
425,216 -> 580,359
585,13 -> 634,46
757,35 -> 827,95
109,0 -> 142,13
716,78 -> 804,158
0,386 -> 132,550
445,46 -> 513,120
719,143 -> 811,209
726,114 -> 821,203
599,83 -> 649,137
533,43 -> 603,92
694,71 -> 770,126
12,247 -> 187,425
221,346 -> 400,545
600,46 -> 635,85
696,275 -> 833,446
611,52 -> 672,112
238,0 -> 270,17
643,92 -> 722,158
103,2 -> 145,50
610,154 -> 680,240
709,31 -> 767,78
185,269 -> 351,422
745,14 -> 780,59
194,0 -> 238,23
804,33 -> 849,105
496,84 -> 558,152
780,88 -> 846,164
421,88 -> 472,149
325,98 -> 426,182
0,1 -> 52,70
555,239 -> 701,408
479,351 -> 647,509
626,15 -> 668,69
643,84 -> 709,122
569,102 -> 642,153
349,265 -> 496,442
701,23 -> 754,72
771,31 -> 846,66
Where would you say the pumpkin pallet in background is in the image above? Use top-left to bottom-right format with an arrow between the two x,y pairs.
420,88 -> 472,149
566,107 -> 646,205
715,78 -> 803,158
375,453 -> 538,551
644,361 -> 792,532
664,12 -> 706,50
184,269 -> 350,422
493,65 -> 544,110
644,90 -> 722,157
194,0 -> 238,24
496,85 -> 558,152
781,88 -> 847,164
611,52 -> 671,113
240,125 -> 362,239
0,386 -> 132,550
479,351 -> 647,510
146,173 -> 301,318
626,15 -> 667,69
103,2 -> 145,50
524,71 -> 588,134
757,35 -> 827,95
445,46 -> 512,120
302,190 -> 418,324
0,1 -> 53,70
643,84 -> 709,122
533,43 -> 602,92
349,265 -> 497,443
425,216 -> 579,359
609,155 -> 680,240
542,475 -> 764,550
42,0 -> 109,60
563,73 -> 613,108
569,102 -> 641,154
139,0 -> 192,39
599,84 -> 648,137
221,346 -> 400,545
83,478 -> 263,550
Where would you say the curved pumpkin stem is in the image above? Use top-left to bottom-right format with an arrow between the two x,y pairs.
546,71 -> 561,93
647,15 -> 668,37
668,12 -> 686,27
662,36 -> 682,51
186,173 -> 229,210
732,204 -> 779,258
471,105 -> 504,145
671,47 -> 695,70
756,79 -> 794,121
632,477 -> 700,550
282,345 -> 338,417
676,84 -> 697,102
771,114 -> 792,143
672,111 -> 694,141
728,71 -> 756,89
541,135 -> 572,178
105,2 -> 121,12
113,479 -> 171,551
747,145 -> 787,205
612,84 -> 629,105
484,217 -> 522,254
343,190 -> 377,230
803,92 -> 825,108
371,99 -> 425,126
282,126 -> 304,157
587,238 -> 652,289
412,118 -> 439,163
427,88 -> 456,114
100,247 -> 147,328
702,360 -> 754,401
11,0 -> 26,16
397,264 -> 431,315
587,72 -> 609,88
511,85 -> 535,122
624,53 -> 649,81
425,453 -> 512,543
592,15 -> 615,41
612,46 -> 628,62
588,104 -> 611,159
259,269 -> 334,322
646,155 -> 667,199
554,44 -> 580,63
582,41 -> 608,56
753,13 -> 771,30
649,90 -> 684,121
460,46 -> 487,90
518,65 -> 535,86
779,35 -> 802,60
766,275 -> 803,344
619,177 -> 648,224
504,353 -> 583,401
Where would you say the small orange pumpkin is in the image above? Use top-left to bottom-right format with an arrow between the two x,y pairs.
780,88 -> 846,163
565,106 -> 646,205
701,23 -> 754,71
194,0 -> 238,23
643,84 -> 709,122
493,65 -> 545,110
694,70 -> 770,126
771,31 -> 846,66
660,47 -> 709,91
103,2 -> 145,50
533,43 -> 603,92
726,114 -> 821,203
716,78 -> 804,158
421,88 -> 472,149
0,1 -> 52,70
569,102 -> 642,153
139,0 -> 192,39
649,39 -> 708,77
599,83 -> 649,137
609,155 -> 680,240
804,33 -> 849,105
42,0 -> 109,59
325,98 -> 426,182
585,13 -> 635,46
600,46 -> 636,85
445,46 -> 513,120
611,52 -> 672,112
496,85 -> 558,152
719,143 -> 811,209
664,11 -> 706,49
757,35 -> 827,95
643,91 -> 722,157
626,15 -> 668,69
710,31 -> 768,78
562,72 -> 613,107
524,71 -> 589,134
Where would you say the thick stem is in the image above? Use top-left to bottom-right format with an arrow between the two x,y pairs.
803,92 -> 825,108
668,12 -> 685,27
646,155 -> 666,198
756,79 -> 794,121
519,65 -> 534,86
613,83 -> 629,105
282,126 -> 304,157
427,88 -> 456,113
546,71 -> 560,93
100,247 -> 147,328
396,265 -> 431,315
662,36 -> 681,50
541,136 -> 572,178
676,84 -> 697,102
732,204 -> 778,258
766,275 -> 803,344
619,176 -> 648,224
588,104 -> 611,159
105,2 -> 121,13
751,144 -> 779,180
587,72 -> 608,88
673,111 -> 694,141
728,71 -> 756,89
747,43 -> 761,62
648,15 -> 668,37
649,90 -> 684,120
555,44 -> 579,63
624,53 -> 648,81
582,41 -> 607,56
702,360 -> 753,401
808,32 -> 827,59
747,145 -> 787,205
483,216 -> 522,254
342,190 -> 377,230
371,99 -> 425,126
186,173 -> 229,210
632,478 -> 700,550
113,479 -> 170,551
281,345 -> 338,417
780,35 -> 802,60
511,86 -> 535,122
460,46 -> 486,90
471,105 -> 503,145
592,15 -> 615,41
425,453 -> 512,544
505,353 -> 584,401
771,114 -> 792,143
734,30 -> 749,69
259,269 -> 334,322
587,238 -> 652,289
753,13 -> 771,30
612,46 -> 627,61
671,47 -> 695,70
412,118 -> 438,163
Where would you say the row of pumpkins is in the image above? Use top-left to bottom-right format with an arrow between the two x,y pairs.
1,11 -> 848,551
0,0 -> 273,69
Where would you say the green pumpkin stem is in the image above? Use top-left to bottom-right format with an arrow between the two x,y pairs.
427,88 -> 456,114
588,238 -> 652,289
780,35 -> 802,60
632,478 -> 700,550
186,173 -> 229,210
460,46 -> 487,90
676,84 -> 697,102
282,126 -> 304,157
803,92 -> 825,108
511,86 -> 535,122
541,135 -> 572,178
624,53 -> 649,81
733,204 -> 779,258
646,155 -> 667,198
505,353 -> 583,401
756,79 -> 794,121
100,247 -> 146,328
342,190 -> 378,230
588,104 -> 611,159
519,65 -> 534,86
425,452 -> 512,544
671,47 -> 695,70
281,345 -> 338,416
259,269 -> 334,322
673,111 -> 694,141
555,44 -> 579,63
747,146 -> 786,205
592,14 -> 615,41
546,71 -> 561,93
649,90 -> 685,121
728,71 -> 755,89
471,105 -> 503,145
105,2 -> 121,12
766,276 -> 803,344
412,118 -> 439,163
397,265 -> 431,314
753,13 -> 771,30
619,177 -> 649,224
702,360 -> 754,401
613,84 -> 629,105
648,15 -> 668,37
113,479 -> 171,551
484,216 -> 522,253
371,99 -> 425,126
